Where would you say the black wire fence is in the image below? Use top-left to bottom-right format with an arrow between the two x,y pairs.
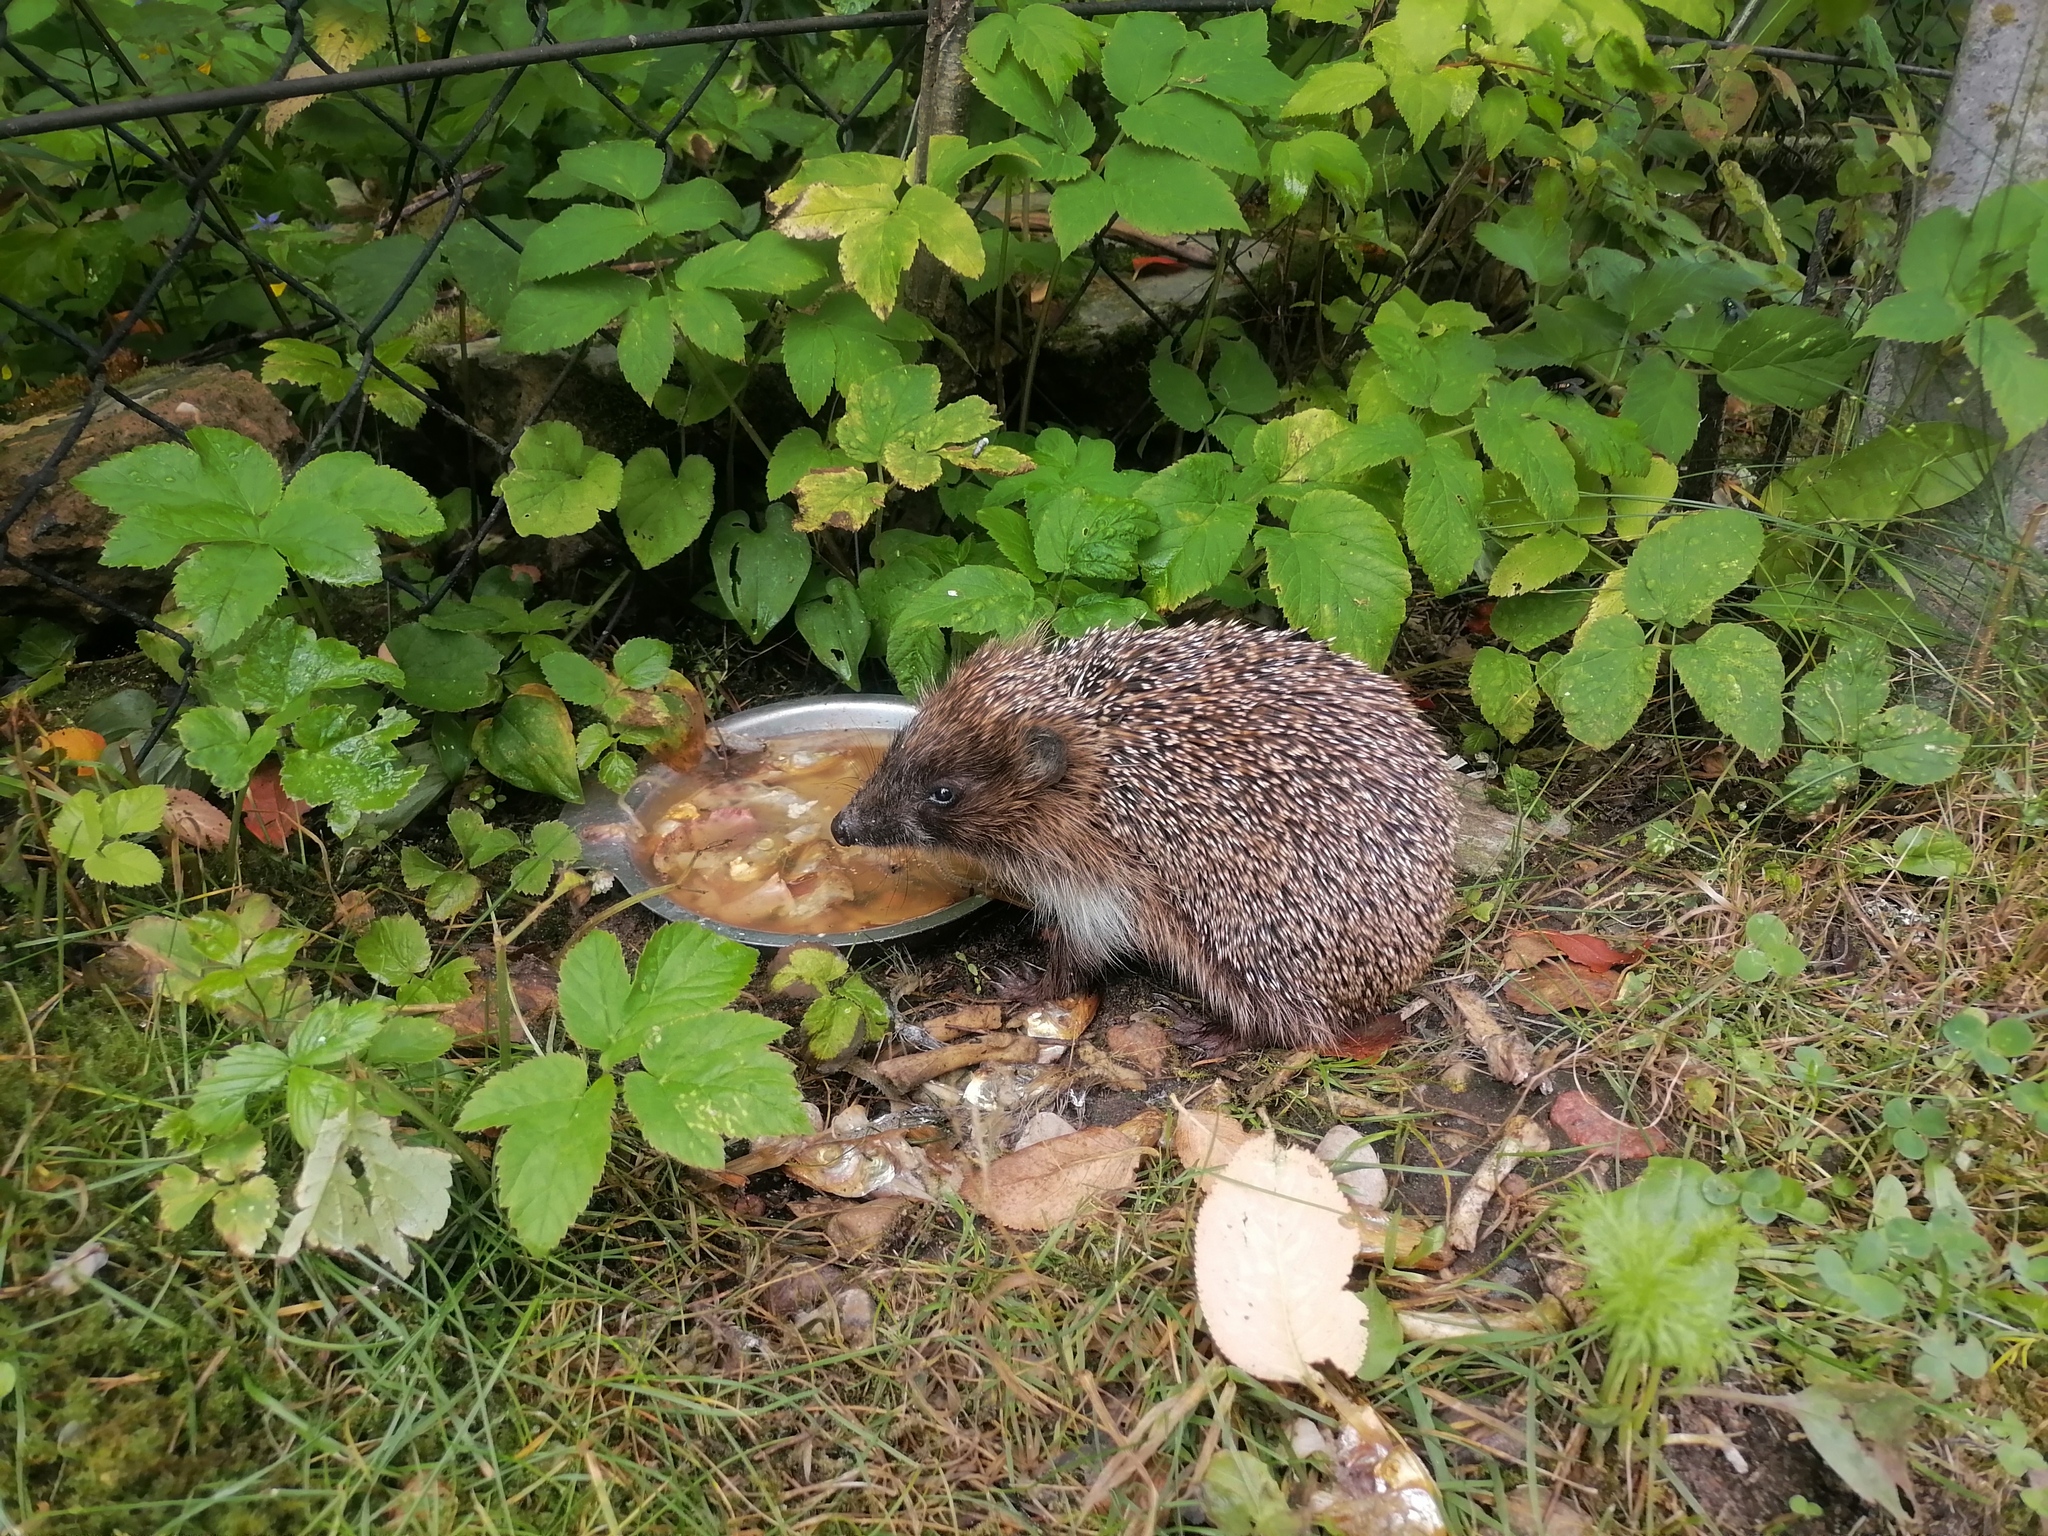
0,0 -> 1961,761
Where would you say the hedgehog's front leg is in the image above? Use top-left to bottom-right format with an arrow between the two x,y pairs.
995,921 -> 1097,1005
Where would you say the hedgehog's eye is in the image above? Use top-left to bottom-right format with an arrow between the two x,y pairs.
927,785 -> 958,807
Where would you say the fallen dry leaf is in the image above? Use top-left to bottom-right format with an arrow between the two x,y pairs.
920,1002 -> 1004,1042
1534,930 -> 1644,971
37,727 -> 105,770
1303,1385 -> 1448,1536
161,788 -> 231,851
744,1107 -> 957,1200
1498,1483 -> 1600,1536
240,761 -> 309,849
332,890 -> 376,934
961,1113 -> 1154,1231
1446,1116 -> 1552,1252
1017,994 -> 1098,1040
1548,1090 -> 1670,1158
1314,1125 -> 1388,1210
1440,984 -> 1536,1085
1194,1132 -> 1369,1384
1172,1104 -> 1252,1193
1355,1210 -> 1449,1270
1503,960 -> 1622,1014
1106,1017 -> 1171,1076
761,1261 -> 846,1319
825,1195 -> 916,1258
1012,1111 -> 1078,1150
446,957 -> 559,1041
1503,931 -> 1560,969
873,1033 -> 1038,1092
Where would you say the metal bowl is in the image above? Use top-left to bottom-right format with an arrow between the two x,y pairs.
561,693 -> 988,949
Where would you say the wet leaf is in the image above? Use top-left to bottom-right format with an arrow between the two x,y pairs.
240,761 -> 309,849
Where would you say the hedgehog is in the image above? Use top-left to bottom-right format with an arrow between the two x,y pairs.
830,621 -> 1456,1051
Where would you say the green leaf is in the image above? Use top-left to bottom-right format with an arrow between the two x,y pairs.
1962,315 -> 2048,446
1254,488 -> 1411,667
1489,530 -> 1588,597
1890,825 -> 1972,879
539,651 -> 610,707
1855,705 -> 1968,786
1034,491 -> 1159,580
175,707 -> 277,793
1368,317 -> 1496,417
356,915 -> 430,987
1780,750 -> 1863,814
1138,496 -> 1258,610
669,283 -> 748,361
84,839 -> 163,886
78,427 -> 279,567
1267,130 -> 1372,216
620,920 -> 759,1054
614,448 -> 714,570
780,291 -> 920,413
1470,646 -> 1539,742
1150,352 -> 1215,432
558,929 -> 635,1058
617,295 -> 678,402
556,140 -> 664,202
499,271 -> 647,354
610,638 -> 672,691
1283,59 -> 1387,118
497,422 -> 625,538
1791,635 -> 1888,746
210,1174 -> 279,1258
1476,377 -> 1577,521
518,204 -> 648,285
226,617 -> 403,713
156,1164 -> 217,1233
1619,508 -> 1764,624
1473,83 -> 1528,155
1048,173 -> 1118,257
1542,615 -> 1659,750
174,542 -> 289,655
1619,351 -> 1701,462
279,706 -> 424,835
643,178 -> 744,238
476,690 -> 584,801
494,1070 -> 614,1254
363,1016 -> 455,1066
1671,623 -> 1785,759
1102,10 -> 1188,105
1102,142 -> 1248,238
1858,288 -> 1969,343
1209,340 -> 1280,417
1200,1450 -> 1295,1536
191,1042 -> 291,1123
895,564 -> 1041,641
99,785 -> 167,839
1120,90 -> 1260,176
1473,205 -> 1570,287
1713,307 -> 1866,409
1779,423 -> 1995,525
384,624 -> 501,712
709,507 -> 812,644
288,999 -> 390,1068
628,1010 -> 808,1167
796,576 -> 870,688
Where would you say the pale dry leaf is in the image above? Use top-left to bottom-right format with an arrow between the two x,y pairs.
161,788 -> 231,851
1306,1382 -> 1447,1535
1171,1103 -> 1253,1193
825,1195 -> 915,1258
921,1002 -> 1004,1042
263,61 -> 328,136
1106,1017 -> 1171,1076
1314,1124 -> 1389,1210
1012,1111 -> 1079,1151
1440,984 -> 1535,1085
1017,993 -> 1098,1040
1194,1132 -> 1369,1384
873,1033 -> 1038,1092
42,1241 -> 109,1296
961,1118 -> 1149,1231
1445,1116 -> 1551,1252
1498,1484 -> 1599,1536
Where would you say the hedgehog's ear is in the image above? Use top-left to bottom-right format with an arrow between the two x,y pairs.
1022,726 -> 1067,787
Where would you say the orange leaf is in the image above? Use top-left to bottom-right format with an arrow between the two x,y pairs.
1502,930 -> 1559,969
1549,1089 -> 1669,1158
163,788 -> 231,851
1130,255 -> 1187,277
39,728 -> 106,772
1321,1011 -> 1408,1062
1533,930 -> 1644,971
240,761 -> 309,849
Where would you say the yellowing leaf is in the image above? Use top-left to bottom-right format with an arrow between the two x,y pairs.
1194,1131 -> 1370,1383
793,467 -> 888,532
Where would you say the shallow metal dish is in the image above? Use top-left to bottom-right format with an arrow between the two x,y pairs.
561,694 -> 988,949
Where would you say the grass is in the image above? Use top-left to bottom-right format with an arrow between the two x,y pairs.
5,658 -> 2048,1535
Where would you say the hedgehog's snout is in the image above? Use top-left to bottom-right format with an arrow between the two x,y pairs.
830,804 -> 866,847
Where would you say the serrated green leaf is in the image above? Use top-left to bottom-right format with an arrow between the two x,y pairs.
476,691 -> 583,803
1470,646 -> 1539,742
279,706 -> 423,834
610,639 -> 671,691
1780,423 -> 1995,526
79,428 -> 278,567
557,140 -> 664,202
1476,376 -> 1578,520
1620,508 -> 1764,624
617,295 -> 678,402
1780,749 -> 1863,814
1048,173 -> 1117,257
1792,635 -> 1888,746
499,271 -> 647,354
1102,10 -> 1188,105
1209,340 -> 1280,418
1961,315 -> 2048,446
1858,288 -> 1969,343
538,650 -> 610,708
1714,307 -> 1866,409
1150,352 -> 1215,431
1619,351 -> 1701,462
156,1164 -> 217,1233
643,179 -> 744,238
357,915 -> 430,987
174,542 -> 289,655
1543,615 -> 1659,750
1474,204 -> 1570,286
384,624 -> 501,712
628,1009 -> 807,1167
670,283 -> 748,361
226,617 -> 403,713
1671,623 -> 1784,759
1402,434 -> 1482,594
558,929 -> 634,1057
84,839 -> 163,886
1282,59 -> 1387,118
1855,705 -> 1968,786
1490,530 -> 1588,597
175,707 -> 276,793
497,422 -> 624,538
1102,142 -> 1247,238
518,204 -> 648,285
1120,90 -> 1260,176
1255,488 -> 1410,667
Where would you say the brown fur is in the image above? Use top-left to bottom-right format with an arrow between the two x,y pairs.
832,622 -> 1456,1048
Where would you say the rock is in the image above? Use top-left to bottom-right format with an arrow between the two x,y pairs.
1,365 -> 297,623
1449,769 -> 1571,876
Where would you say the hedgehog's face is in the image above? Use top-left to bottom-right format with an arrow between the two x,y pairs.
831,718 -> 1069,859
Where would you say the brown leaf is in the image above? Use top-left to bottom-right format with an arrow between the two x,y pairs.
1322,1011 -> 1408,1062
824,1195 -> 916,1259
1497,1485 -> 1599,1536
760,1261 -> 846,1319
961,1118 -> 1149,1231
1503,930 -> 1560,969
1105,1018 -> 1170,1077
1503,960 -> 1621,1013
1446,1116 -> 1551,1252
332,890 -> 376,935
445,957 -> 559,1041
1533,930 -> 1643,971
240,761 -> 308,849
160,787 -> 230,851
920,1002 -> 1004,1042
1548,1089 -> 1669,1159
1015,993 -> 1098,1041
1172,1105 -> 1253,1193
872,1033 -> 1038,1092
1440,984 -> 1536,1085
